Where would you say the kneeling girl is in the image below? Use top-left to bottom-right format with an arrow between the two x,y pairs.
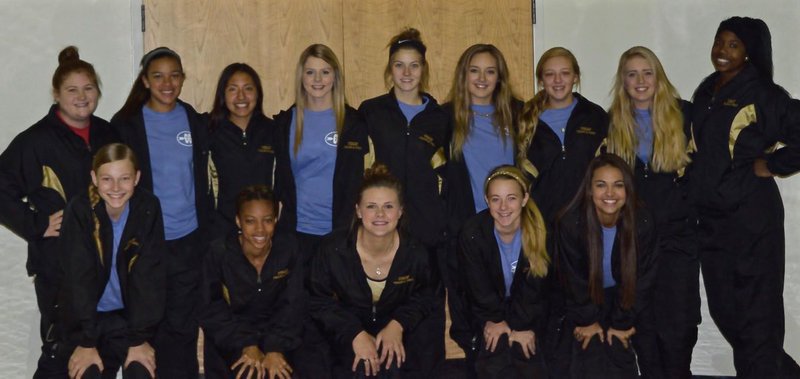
58,143 -> 166,379
458,165 -> 549,378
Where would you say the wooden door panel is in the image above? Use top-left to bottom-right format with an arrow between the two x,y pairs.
144,0 -> 342,116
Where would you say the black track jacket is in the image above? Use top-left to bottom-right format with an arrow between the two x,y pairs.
58,189 -> 166,348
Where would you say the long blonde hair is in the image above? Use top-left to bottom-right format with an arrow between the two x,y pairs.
89,143 -> 139,265
517,47 -> 581,162
607,46 -> 689,173
293,44 -> 347,156
484,165 -> 549,277
446,44 -> 517,159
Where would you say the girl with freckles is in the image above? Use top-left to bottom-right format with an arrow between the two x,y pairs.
199,185 -> 301,379
56,143 -> 166,379
309,163 -> 435,378
457,165 -> 549,378
555,154 -> 656,378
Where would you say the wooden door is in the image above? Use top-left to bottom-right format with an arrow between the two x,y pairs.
144,0 -> 533,114
143,0 -> 342,116
342,0 -> 534,103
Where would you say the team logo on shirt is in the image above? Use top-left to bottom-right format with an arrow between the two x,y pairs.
325,131 -> 338,147
176,131 -> 193,147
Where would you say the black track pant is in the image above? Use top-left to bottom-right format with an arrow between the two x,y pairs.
35,311 -> 154,379
653,234 -> 700,379
154,229 -> 203,379
698,180 -> 800,378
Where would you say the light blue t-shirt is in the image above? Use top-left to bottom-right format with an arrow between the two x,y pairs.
97,203 -> 130,312
463,104 -> 514,212
602,225 -> 617,288
289,108 -> 337,236
494,228 -> 522,297
143,104 -> 198,240
634,108 -> 654,164
397,96 -> 429,125
540,98 -> 578,144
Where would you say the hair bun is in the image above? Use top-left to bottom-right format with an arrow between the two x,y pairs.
58,46 -> 80,65
365,162 -> 392,179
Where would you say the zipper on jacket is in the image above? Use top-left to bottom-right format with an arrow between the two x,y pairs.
256,273 -> 262,292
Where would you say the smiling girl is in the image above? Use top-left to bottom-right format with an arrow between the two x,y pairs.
606,46 -> 696,378
111,47 -> 212,378
200,185 -> 301,379
690,17 -> 800,376
208,63 -> 276,240
458,165 -> 549,378
272,43 -> 367,379
555,154 -> 656,378
0,46 -> 117,376
56,143 -> 166,379
309,163 -> 435,378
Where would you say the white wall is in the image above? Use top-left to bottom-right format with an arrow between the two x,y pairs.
0,0 -> 141,377
534,0 -> 800,375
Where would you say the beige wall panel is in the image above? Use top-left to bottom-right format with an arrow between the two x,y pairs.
144,0 -> 342,116
342,0 -> 533,107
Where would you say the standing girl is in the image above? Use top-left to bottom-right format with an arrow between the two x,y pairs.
358,27 -> 448,250
309,163 -> 435,378
272,43 -> 367,378
358,28 -> 448,374
111,47 -> 212,378
208,63 -> 276,240
458,165 -> 549,378
200,185 -> 301,379
555,154 -> 656,378
0,46 -> 116,376
606,46 -> 697,378
516,47 -> 608,376
57,143 -> 166,379
443,44 -> 524,373
690,17 -> 800,377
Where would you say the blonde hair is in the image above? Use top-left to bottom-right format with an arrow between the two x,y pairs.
446,44 -> 517,159
383,27 -> 430,93
484,165 -> 549,277
89,143 -> 139,265
607,46 -> 689,173
517,47 -> 581,162
293,44 -> 347,156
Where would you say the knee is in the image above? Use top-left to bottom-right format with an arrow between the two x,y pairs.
124,361 -> 154,379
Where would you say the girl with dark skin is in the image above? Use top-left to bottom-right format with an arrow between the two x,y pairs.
200,185 -> 301,379
690,17 -> 800,377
